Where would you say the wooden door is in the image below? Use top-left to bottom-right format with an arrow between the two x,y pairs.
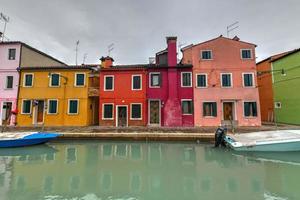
149,100 -> 160,125
37,101 -> 44,123
117,106 -> 127,127
223,102 -> 233,120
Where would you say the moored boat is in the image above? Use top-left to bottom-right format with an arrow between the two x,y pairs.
0,132 -> 61,148
223,130 -> 300,152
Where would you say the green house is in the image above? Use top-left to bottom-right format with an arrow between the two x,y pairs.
271,49 -> 300,125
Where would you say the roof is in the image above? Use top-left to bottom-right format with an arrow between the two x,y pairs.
181,35 -> 257,51
155,48 -> 168,56
0,41 -> 66,65
256,49 -> 300,65
100,64 -> 193,71
18,65 -> 95,71
270,48 -> 300,63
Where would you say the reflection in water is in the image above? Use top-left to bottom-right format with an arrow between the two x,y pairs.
0,141 -> 299,200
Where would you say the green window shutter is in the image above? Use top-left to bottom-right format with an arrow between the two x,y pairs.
69,100 -> 78,114
25,75 -> 33,86
131,104 -> 141,118
212,102 -> 217,117
76,74 -> 85,86
105,77 -> 113,90
133,76 -> 141,89
6,76 -> 13,89
104,105 -> 113,118
48,100 -> 57,114
51,74 -> 59,86
22,100 -> 31,114
244,102 -> 250,116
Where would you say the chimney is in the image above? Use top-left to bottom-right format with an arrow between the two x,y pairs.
233,36 -> 240,41
166,36 -> 177,67
100,56 -> 114,68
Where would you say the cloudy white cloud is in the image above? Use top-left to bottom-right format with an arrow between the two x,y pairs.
1,0 -> 299,65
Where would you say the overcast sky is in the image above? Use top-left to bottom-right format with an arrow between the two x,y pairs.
1,0 -> 299,65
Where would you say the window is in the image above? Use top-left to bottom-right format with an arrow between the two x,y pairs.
221,73 -> 232,87
196,74 -> 207,88
132,75 -> 142,90
75,73 -> 85,86
68,100 -> 79,114
24,74 -> 33,87
241,49 -> 252,59
48,100 -> 58,114
182,100 -> 193,115
244,102 -> 257,117
104,76 -> 114,91
150,73 -> 161,87
22,100 -> 31,114
274,102 -> 282,109
243,73 -> 254,87
66,147 -> 77,163
203,102 -> 217,117
181,72 -> 192,87
5,76 -> 13,89
131,104 -> 142,119
201,50 -> 212,60
8,48 -> 16,60
103,104 -> 113,119
50,73 -> 60,87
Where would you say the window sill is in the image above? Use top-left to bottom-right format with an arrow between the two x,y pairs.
149,86 -> 161,88
130,118 -> 142,120
181,86 -> 193,88
102,118 -> 114,120
74,85 -> 85,87
203,116 -> 217,118
67,113 -> 79,115
182,114 -> 193,116
196,86 -> 208,89
244,116 -> 257,119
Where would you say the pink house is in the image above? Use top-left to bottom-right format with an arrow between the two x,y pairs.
0,41 -> 65,126
147,37 -> 194,127
0,43 -> 21,126
181,36 -> 261,127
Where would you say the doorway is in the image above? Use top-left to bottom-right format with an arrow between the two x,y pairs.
1,102 -> 12,125
149,100 -> 160,125
34,100 -> 45,124
116,106 -> 127,127
223,102 -> 235,121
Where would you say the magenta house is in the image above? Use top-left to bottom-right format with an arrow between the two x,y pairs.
0,41 -> 65,126
147,37 -> 194,127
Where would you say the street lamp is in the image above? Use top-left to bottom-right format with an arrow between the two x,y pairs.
48,72 -> 68,84
257,69 -> 286,77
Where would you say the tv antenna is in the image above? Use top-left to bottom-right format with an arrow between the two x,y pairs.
226,21 -> 239,37
108,43 -> 114,56
82,53 -> 88,64
0,12 -> 10,42
75,40 -> 79,65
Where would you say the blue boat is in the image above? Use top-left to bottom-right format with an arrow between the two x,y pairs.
0,132 -> 61,148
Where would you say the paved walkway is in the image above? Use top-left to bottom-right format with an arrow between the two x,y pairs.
60,132 -> 215,142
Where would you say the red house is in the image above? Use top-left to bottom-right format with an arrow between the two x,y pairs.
99,57 -> 147,127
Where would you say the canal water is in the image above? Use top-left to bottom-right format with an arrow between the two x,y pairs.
0,140 -> 299,200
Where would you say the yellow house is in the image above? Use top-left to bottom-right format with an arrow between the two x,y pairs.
17,65 -> 99,126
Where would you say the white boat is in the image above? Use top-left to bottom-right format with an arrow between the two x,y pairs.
223,130 -> 300,152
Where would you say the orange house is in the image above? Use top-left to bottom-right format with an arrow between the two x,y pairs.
257,51 -> 292,122
99,57 -> 147,127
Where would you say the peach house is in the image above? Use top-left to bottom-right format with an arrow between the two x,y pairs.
181,36 -> 261,127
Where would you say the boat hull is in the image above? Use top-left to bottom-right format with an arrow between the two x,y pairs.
0,133 -> 60,148
224,135 -> 300,152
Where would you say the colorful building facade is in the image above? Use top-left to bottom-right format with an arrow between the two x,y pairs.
147,37 -> 194,127
17,66 -> 99,126
99,57 -> 147,127
0,42 -> 65,126
258,49 -> 300,125
181,36 -> 261,126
